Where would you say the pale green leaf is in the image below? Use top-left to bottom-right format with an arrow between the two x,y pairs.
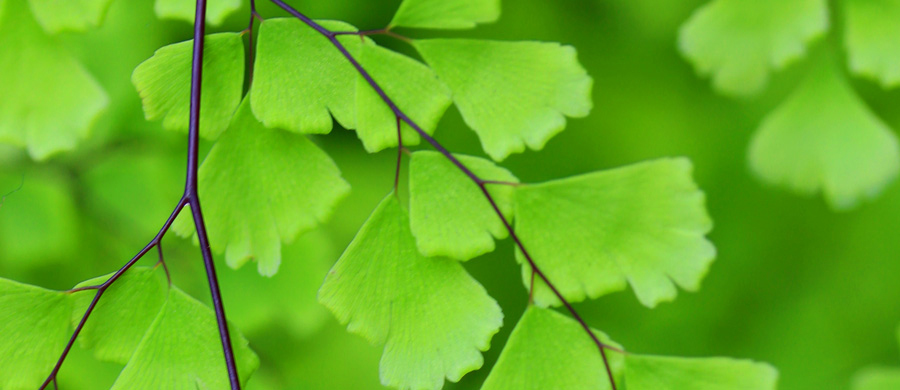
70,267 -> 168,364
110,287 -> 259,390
319,196 -> 503,390
355,40 -> 451,153
624,354 -> 778,390
481,306 -> 623,390
843,0 -> 900,88
514,158 -> 715,308
154,0 -> 240,26
173,101 -> 350,276
852,368 -> 900,390
414,39 -> 592,161
251,18 -> 361,134
132,32 -> 244,140
678,0 -> 829,96
27,0 -> 113,33
0,0 -> 107,160
409,151 -> 517,260
0,278 -> 72,390
390,0 -> 500,29
748,62 -> 900,210
0,169 -> 79,267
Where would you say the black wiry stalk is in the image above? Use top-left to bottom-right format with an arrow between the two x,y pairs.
40,0 -> 242,388
267,1 -> 619,388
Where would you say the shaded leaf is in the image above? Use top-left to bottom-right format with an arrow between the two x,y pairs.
414,39 -> 592,161
27,0 -> 113,33
409,151 -> 517,260
319,196 -> 502,390
852,368 -> 900,390
678,0 -> 829,96
748,62 -> 900,210
514,158 -> 715,308
624,354 -> 778,390
173,101 -> 349,276
154,0 -> 240,26
390,0 -> 500,30
843,0 -> 900,88
132,32 -> 244,140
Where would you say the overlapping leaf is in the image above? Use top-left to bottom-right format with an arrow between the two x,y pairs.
319,196 -> 502,390
414,39 -> 592,161
843,0 -> 900,88
389,0 -> 500,30
409,151 -> 517,260
624,354 -> 778,390
678,0 -> 829,96
251,18 -> 361,134
748,63 -> 900,210
154,0 -> 240,25
109,286 -> 259,389
27,0 -> 113,33
132,32 -> 244,140
481,307 -> 623,390
70,267 -> 168,364
355,40 -> 452,152
514,158 -> 715,308
0,278 -> 72,389
0,0 -> 107,160
173,101 -> 350,276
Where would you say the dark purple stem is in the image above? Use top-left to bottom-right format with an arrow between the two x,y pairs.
267,1 -> 618,388
41,0 -> 241,387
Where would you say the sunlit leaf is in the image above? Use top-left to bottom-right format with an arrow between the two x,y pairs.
414,39 -> 592,161
70,267 -> 168,364
173,101 -> 350,276
154,0 -> 240,26
678,0 -> 828,96
748,62 -> 900,210
389,0 -> 500,30
0,278 -> 72,390
0,0 -> 107,160
319,196 -> 503,390
27,0 -> 113,33
132,32 -> 244,140
514,158 -> 715,308
110,287 -> 259,389
852,368 -> 900,390
624,354 -> 778,390
481,306 -> 623,390
251,18 -> 361,134
409,151 -> 517,261
843,0 -> 900,88
355,40 -> 451,153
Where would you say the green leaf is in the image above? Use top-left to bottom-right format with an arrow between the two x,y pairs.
678,0 -> 829,96
27,0 -> 113,33
251,18 -> 361,134
389,0 -> 500,30
319,195 -> 503,390
409,151 -> 517,261
70,267 -> 168,364
173,101 -> 350,276
481,306 -> 623,390
852,368 -> 900,390
843,0 -> 900,88
154,0 -> 240,26
414,39 -> 592,161
624,354 -> 778,390
514,158 -> 715,308
0,278 -> 72,390
110,287 -> 259,389
355,40 -> 452,153
0,0 -> 107,160
132,32 -> 244,140
748,62 -> 900,210
0,169 -> 80,267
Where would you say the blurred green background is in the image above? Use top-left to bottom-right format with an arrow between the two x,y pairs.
1,1 -> 899,389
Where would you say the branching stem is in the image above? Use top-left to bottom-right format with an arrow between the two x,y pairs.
267,1 -> 619,388
41,0 -> 242,388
